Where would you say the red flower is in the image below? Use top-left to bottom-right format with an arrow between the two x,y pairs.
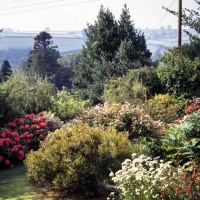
39,112 -> 43,117
26,139 -> 31,144
25,125 -> 30,129
1,133 -> 6,138
18,118 -> 24,124
11,145 -> 19,152
14,137 -> 19,142
0,140 -> 4,147
189,100 -> 193,104
40,129 -> 44,133
8,122 -> 16,127
0,156 -> 4,162
195,106 -> 199,111
18,150 -> 25,158
5,160 -> 10,165
39,134 -> 43,138
186,187 -> 192,194
174,187 -> 180,193
40,123 -> 47,128
4,138 -> 11,146
148,110 -> 153,115
20,126 -> 24,130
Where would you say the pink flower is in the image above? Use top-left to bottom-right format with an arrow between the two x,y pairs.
189,100 -> 193,104
0,156 -> 4,162
14,137 -> 19,142
8,122 -> 16,127
5,160 -> 10,165
25,125 -> 30,129
39,134 -> 43,138
1,133 -> 6,138
20,125 -> 25,130
26,139 -> 31,144
18,118 -> 24,124
40,123 -> 47,128
11,145 -> 19,152
18,150 -> 25,158
40,129 -> 44,133
4,138 -> 11,146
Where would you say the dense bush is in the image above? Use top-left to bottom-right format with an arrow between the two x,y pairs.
72,103 -> 163,139
103,71 -> 148,104
25,123 -> 133,194
110,154 -> 200,200
147,94 -> 184,123
0,70 -> 56,123
157,49 -> 200,98
51,87 -> 88,121
0,112 -> 59,169
161,111 -> 200,165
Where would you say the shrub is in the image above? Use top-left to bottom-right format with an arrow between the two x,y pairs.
110,154 -> 200,200
72,103 -> 164,139
161,111 -> 200,165
51,87 -> 88,121
25,123 -> 133,194
157,48 -> 200,98
0,112 -> 59,169
148,94 -> 184,123
103,73 -> 148,104
0,70 -> 56,123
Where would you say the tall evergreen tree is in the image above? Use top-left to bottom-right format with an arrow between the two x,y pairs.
117,4 -> 152,67
26,31 -> 73,89
0,60 -> 12,82
72,5 -> 152,104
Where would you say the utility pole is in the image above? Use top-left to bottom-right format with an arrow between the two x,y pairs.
178,0 -> 182,47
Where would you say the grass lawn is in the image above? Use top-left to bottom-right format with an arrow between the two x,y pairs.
0,163 -> 58,200
0,164 -> 106,200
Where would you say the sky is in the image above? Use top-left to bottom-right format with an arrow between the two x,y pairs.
0,0 -> 198,32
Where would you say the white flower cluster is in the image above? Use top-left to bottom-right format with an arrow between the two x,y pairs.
110,154 -> 175,200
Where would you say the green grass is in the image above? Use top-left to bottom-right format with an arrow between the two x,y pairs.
0,163 -> 57,200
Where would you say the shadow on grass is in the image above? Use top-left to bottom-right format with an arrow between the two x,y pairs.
0,164 -> 107,200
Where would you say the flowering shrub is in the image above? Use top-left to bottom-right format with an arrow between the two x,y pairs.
25,123 -> 133,194
0,112 -> 60,169
110,154 -> 200,200
147,94 -> 184,123
185,99 -> 200,114
71,103 -> 163,139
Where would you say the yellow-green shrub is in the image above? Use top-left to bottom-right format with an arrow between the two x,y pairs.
148,94 -> 184,123
25,123 -> 132,194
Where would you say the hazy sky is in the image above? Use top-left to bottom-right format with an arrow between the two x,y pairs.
0,0 -> 198,31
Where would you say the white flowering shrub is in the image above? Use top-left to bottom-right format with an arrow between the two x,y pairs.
110,154 -> 200,200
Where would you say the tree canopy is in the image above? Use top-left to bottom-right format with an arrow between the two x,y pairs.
72,4 -> 152,104
0,60 -> 12,82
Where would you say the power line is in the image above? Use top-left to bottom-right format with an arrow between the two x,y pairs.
0,0 -> 100,16
0,0 -> 70,11
146,0 -> 176,41
1,0 -> 26,5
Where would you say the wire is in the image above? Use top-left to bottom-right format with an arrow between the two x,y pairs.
0,0 -> 70,11
146,0 -> 176,41
0,0 -> 100,15
1,0 -> 26,5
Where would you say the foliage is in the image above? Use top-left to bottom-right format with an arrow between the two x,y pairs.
51,87 -> 88,121
147,94 -> 184,123
0,70 -> 56,123
0,112 -> 59,169
72,103 -> 163,139
157,49 -> 200,98
161,111 -> 200,165
0,60 -> 12,82
72,5 -> 152,104
25,123 -> 133,194
110,154 -> 200,200
103,72 -> 148,104
25,31 -> 73,89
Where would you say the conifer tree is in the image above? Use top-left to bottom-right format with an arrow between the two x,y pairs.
0,60 -> 12,82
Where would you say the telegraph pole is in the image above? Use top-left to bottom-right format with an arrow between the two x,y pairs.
178,0 -> 182,47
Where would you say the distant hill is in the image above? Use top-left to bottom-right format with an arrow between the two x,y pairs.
0,28 -> 192,66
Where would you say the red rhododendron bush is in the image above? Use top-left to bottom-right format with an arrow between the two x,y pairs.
0,112 -> 60,169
